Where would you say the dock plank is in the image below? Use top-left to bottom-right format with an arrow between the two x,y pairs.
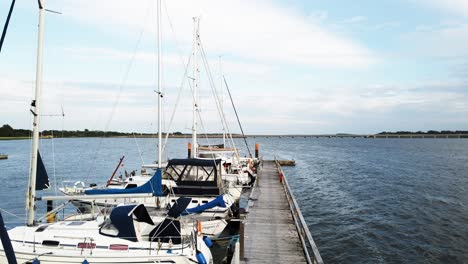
242,160 -> 307,264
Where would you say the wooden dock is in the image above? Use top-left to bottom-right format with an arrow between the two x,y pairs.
239,160 -> 323,264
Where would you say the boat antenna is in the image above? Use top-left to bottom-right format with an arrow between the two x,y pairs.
191,17 -> 200,158
223,75 -> 252,157
27,0 -> 46,226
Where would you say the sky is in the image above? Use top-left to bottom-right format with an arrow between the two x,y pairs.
0,0 -> 468,135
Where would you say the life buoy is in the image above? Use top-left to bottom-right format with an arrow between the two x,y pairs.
74,181 -> 85,189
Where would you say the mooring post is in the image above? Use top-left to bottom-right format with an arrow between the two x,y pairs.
188,142 -> 192,158
255,143 -> 259,158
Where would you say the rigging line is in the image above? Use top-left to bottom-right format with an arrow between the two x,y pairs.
161,53 -> 193,155
0,0 -> 15,53
198,39 -> 240,161
0,208 -> 25,221
85,1 -> 152,181
51,130 -> 57,194
223,76 -> 252,157
132,133 -> 145,166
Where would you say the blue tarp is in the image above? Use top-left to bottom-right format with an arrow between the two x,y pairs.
182,195 -> 227,215
85,168 -> 163,196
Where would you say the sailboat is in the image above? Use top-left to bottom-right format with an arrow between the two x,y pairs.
58,18 -> 236,221
0,2 -> 213,263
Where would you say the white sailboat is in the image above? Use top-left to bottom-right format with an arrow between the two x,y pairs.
0,1 -> 213,263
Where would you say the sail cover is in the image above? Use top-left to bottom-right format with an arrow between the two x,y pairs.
84,168 -> 163,196
36,151 -> 49,190
167,197 -> 191,218
183,195 -> 227,215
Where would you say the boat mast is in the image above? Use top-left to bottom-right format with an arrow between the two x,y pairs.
27,0 -> 45,226
191,17 -> 199,158
219,56 -> 226,147
157,0 -> 163,168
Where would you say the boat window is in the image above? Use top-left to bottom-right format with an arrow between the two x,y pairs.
35,225 -> 48,232
202,201 -> 208,204
192,200 -> 198,203
125,184 -> 137,189
42,240 -> 59,247
99,218 -> 119,236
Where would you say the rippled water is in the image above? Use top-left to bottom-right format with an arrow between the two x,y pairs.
1,137 -> 467,263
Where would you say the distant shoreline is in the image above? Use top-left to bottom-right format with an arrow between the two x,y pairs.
2,124 -> 468,140
2,134 -> 468,140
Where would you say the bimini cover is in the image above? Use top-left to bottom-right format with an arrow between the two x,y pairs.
167,158 -> 222,167
167,197 -> 192,218
85,168 -> 163,196
99,204 -> 154,242
183,195 -> 227,215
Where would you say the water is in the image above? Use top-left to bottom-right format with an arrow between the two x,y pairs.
1,137 -> 467,263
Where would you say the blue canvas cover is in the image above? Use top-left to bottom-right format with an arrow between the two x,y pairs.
106,205 -> 138,242
85,168 -> 163,196
100,204 -> 154,242
167,197 -> 192,218
183,195 -> 227,215
167,158 -> 221,167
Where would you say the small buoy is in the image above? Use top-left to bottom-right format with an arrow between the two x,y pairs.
203,236 -> 213,248
196,251 -> 207,264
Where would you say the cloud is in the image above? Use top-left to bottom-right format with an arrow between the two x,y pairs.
414,0 -> 468,17
60,0 -> 375,68
403,23 -> 468,58
342,16 -> 368,24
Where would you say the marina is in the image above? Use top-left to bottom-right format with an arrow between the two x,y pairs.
1,0 -> 468,263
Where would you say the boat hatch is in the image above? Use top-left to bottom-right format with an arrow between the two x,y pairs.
35,225 -> 48,232
67,221 -> 85,226
42,240 -> 60,247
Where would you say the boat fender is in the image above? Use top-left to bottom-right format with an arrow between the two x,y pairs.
196,251 -> 207,264
82,260 -> 89,264
203,236 -> 213,248
32,258 -> 40,264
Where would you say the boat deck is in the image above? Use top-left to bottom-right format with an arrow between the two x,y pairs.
241,160 -> 307,263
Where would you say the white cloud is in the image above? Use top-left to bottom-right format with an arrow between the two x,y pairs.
59,0 -> 375,68
415,0 -> 468,16
403,23 -> 468,58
